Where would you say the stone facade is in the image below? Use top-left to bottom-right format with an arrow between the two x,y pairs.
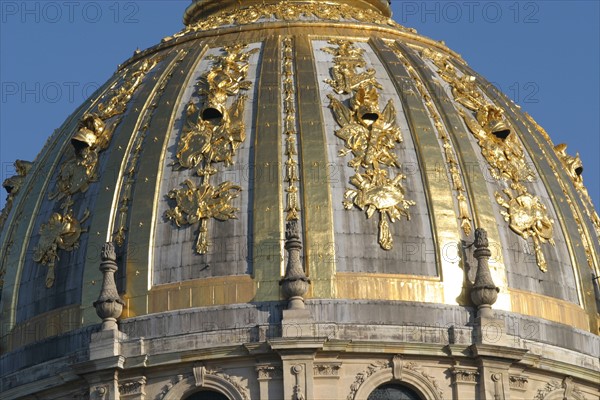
1,300 -> 599,399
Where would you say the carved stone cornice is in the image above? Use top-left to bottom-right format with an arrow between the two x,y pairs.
256,365 -> 283,381
508,374 -> 528,391
450,366 -> 479,385
119,376 -> 146,398
313,363 -> 341,378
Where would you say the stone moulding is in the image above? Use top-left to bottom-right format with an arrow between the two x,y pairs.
348,356 -> 444,400
159,367 -> 249,400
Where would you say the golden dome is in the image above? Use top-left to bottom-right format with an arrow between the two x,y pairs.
1,0 -> 599,354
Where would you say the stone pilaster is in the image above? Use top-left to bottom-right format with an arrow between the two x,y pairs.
450,364 -> 479,400
256,364 -> 283,400
472,344 -> 528,400
270,338 -> 325,400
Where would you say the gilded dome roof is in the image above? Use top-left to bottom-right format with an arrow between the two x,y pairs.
1,0 -> 599,355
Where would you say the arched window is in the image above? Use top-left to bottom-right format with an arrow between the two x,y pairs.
184,390 -> 229,400
367,384 -> 422,400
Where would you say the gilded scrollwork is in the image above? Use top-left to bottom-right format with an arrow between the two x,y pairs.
173,3 -> 410,41
167,44 -> 257,254
422,47 -> 554,271
391,44 -> 473,235
33,57 -> 159,286
324,40 -> 414,250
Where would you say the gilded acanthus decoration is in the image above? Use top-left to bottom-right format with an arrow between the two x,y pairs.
422,48 -> 554,271
113,50 -> 189,246
282,37 -> 301,221
324,40 -> 414,250
172,3 -> 410,41
34,57 -> 159,286
391,44 -> 472,235
0,160 -> 33,232
167,44 -> 257,254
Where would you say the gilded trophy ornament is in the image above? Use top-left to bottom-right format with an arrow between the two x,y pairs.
33,57 -> 159,286
523,112 -> 599,262
166,179 -> 241,254
422,48 -> 555,272
33,202 -> 90,288
167,44 -> 257,254
496,185 -> 555,272
324,40 -> 414,250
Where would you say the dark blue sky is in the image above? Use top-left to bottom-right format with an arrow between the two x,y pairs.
1,1 -> 598,211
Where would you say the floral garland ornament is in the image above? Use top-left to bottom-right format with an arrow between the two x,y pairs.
422,48 -> 554,271
166,44 -> 257,254
324,40 -> 414,250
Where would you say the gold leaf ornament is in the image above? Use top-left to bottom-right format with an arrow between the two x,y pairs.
166,179 -> 241,254
168,44 -> 256,253
496,186 -> 555,272
33,57 -> 158,286
423,48 -> 554,271
33,206 -> 90,288
324,40 -> 414,250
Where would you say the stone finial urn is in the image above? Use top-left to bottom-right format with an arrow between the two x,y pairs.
280,221 -> 310,310
93,242 -> 125,330
470,228 -> 500,317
